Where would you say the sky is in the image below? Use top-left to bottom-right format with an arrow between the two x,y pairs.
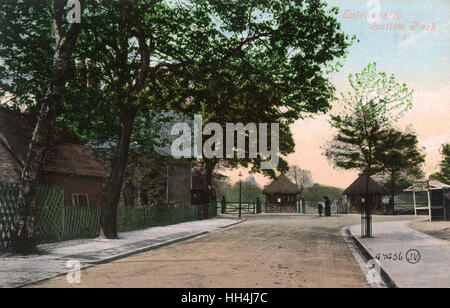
228,0 -> 450,189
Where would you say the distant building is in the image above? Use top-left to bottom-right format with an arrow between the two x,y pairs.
0,108 -> 107,208
403,179 -> 450,221
343,175 -> 388,215
262,174 -> 301,213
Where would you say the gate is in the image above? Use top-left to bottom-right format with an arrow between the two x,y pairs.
219,202 -> 256,215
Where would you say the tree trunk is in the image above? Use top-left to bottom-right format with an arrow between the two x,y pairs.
204,159 -> 218,203
205,162 -> 214,189
15,13 -> 81,254
16,102 -> 57,254
101,115 -> 135,239
390,191 -> 395,215
389,180 -> 396,215
99,24 -> 150,238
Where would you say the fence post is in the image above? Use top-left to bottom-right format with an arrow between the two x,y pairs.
61,191 -> 65,241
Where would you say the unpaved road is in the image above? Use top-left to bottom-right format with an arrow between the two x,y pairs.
30,214 -> 412,288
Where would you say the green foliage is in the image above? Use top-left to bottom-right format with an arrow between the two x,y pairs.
303,184 -> 343,203
1,0 -> 353,166
0,1 -> 53,109
430,143 -> 450,184
179,0 -> 353,178
324,63 -> 425,205
376,126 -> 425,196
217,177 -> 264,203
325,63 -> 415,176
326,112 -> 387,175
339,63 -> 413,124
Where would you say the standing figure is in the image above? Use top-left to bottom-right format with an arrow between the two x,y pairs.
324,196 -> 331,217
256,197 -> 262,214
221,196 -> 227,214
318,203 -> 323,217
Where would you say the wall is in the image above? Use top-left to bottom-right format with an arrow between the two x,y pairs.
40,172 -> 105,208
167,165 -> 192,204
265,194 -> 297,213
0,143 -> 21,181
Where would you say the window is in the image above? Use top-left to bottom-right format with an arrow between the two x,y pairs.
72,194 -> 89,208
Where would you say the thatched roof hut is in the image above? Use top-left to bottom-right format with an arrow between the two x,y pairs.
343,175 -> 387,196
262,174 -> 301,195
262,174 -> 300,213
343,175 -> 388,215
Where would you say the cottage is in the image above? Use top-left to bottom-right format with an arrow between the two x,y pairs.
262,174 -> 301,213
0,108 -> 107,208
343,175 -> 388,215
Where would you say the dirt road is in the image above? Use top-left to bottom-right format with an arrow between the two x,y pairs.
30,214 -> 412,288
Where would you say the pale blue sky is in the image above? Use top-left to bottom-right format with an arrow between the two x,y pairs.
326,0 -> 450,91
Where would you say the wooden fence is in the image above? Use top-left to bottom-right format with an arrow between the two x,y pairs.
0,180 -> 216,253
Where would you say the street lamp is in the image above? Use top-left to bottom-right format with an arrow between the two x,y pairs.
361,195 -> 372,238
238,171 -> 243,218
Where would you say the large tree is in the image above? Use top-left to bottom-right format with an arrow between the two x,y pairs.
325,63 -> 414,194
0,0 -> 84,254
430,143 -> 450,185
61,0 -> 352,238
180,0 -> 353,188
55,0 -> 228,238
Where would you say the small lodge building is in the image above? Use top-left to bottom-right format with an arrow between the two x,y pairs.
0,108 -> 107,208
403,179 -> 450,221
343,175 -> 388,215
262,174 -> 301,213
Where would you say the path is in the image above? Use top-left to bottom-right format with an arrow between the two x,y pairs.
349,220 -> 450,288
0,218 -> 241,288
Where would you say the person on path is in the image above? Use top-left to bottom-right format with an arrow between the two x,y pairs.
324,196 -> 331,217
318,203 -> 323,217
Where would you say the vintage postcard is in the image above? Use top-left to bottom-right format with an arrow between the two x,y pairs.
0,0 -> 448,297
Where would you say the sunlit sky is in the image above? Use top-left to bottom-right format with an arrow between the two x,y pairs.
228,0 -> 450,189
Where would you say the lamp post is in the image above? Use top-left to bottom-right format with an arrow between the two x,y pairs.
238,171 -> 243,218
361,195 -> 372,238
